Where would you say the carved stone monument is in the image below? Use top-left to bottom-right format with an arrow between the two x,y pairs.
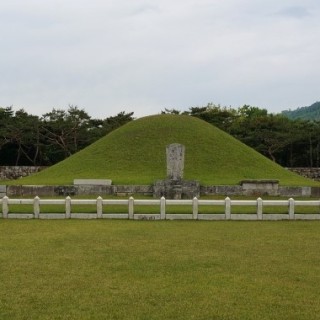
153,143 -> 200,199
166,143 -> 185,181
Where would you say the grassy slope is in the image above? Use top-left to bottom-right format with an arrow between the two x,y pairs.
11,114 -> 318,186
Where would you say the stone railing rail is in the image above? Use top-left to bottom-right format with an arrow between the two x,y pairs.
1,196 -> 320,220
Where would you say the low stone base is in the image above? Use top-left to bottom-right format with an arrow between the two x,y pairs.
153,179 -> 200,199
240,179 -> 279,196
74,179 -> 112,186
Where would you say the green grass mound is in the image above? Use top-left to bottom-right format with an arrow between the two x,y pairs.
11,114 -> 318,186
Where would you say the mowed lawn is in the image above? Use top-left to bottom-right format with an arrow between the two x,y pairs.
0,221 -> 320,320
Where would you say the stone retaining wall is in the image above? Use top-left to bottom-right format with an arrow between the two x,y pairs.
0,166 -> 47,180
3,185 -> 154,197
1,184 -> 320,198
287,167 -> 320,181
1,166 -> 320,198
201,185 -> 320,197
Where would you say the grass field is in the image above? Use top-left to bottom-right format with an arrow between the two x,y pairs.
0,220 -> 320,319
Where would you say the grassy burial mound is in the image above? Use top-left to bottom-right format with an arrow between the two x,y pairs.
12,114 -> 317,186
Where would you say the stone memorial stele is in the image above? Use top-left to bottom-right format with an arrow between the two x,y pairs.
154,143 -> 199,199
166,143 -> 185,181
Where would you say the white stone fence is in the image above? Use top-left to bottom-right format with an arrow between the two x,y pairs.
1,196 -> 320,220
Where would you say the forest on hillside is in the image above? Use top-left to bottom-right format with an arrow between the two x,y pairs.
1,103 -> 320,168
282,101 -> 320,120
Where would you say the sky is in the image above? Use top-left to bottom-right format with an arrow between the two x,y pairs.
1,0 -> 320,119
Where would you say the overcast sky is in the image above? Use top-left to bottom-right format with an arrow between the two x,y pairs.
1,0 -> 319,118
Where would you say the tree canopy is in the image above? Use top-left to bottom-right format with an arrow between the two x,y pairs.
0,106 -> 134,166
1,103 -> 320,168
163,103 -> 320,167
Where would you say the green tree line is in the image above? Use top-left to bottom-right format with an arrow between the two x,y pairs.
0,105 -> 134,166
1,103 -> 319,167
162,103 -> 320,167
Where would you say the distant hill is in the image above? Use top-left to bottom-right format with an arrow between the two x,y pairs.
282,101 -> 320,120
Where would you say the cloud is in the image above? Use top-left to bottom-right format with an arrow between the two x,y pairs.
276,6 -> 310,18
0,0 -> 320,118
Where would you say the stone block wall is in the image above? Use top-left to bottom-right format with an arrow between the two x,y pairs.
200,185 -> 242,196
5,184 -> 154,197
287,168 -> 320,181
3,183 -> 319,198
0,166 -> 47,180
1,166 -> 320,198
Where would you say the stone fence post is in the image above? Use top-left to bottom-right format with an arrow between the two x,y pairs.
34,196 -> 40,219
128,197 -> 134,220
289,198 -> 295,220
192,197 -> 198,220
257,197 -> 263,220
2,196 -> 8,218
65,196 -> 71,219
160,197 -> 166,220
97,196 -> 103,218
225,197 -> 231,220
